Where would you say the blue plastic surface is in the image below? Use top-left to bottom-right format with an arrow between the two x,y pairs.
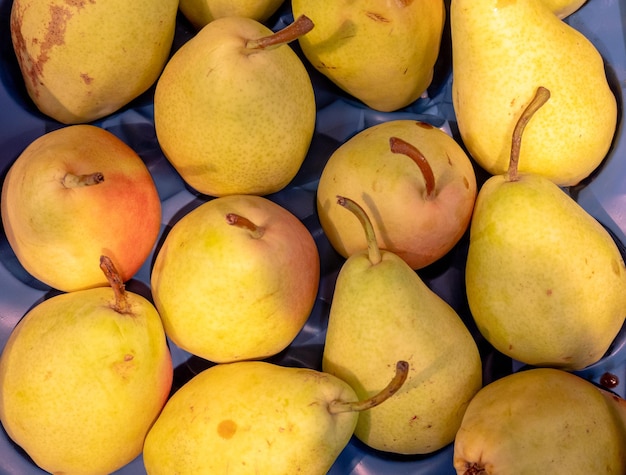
1,1 -> 625,474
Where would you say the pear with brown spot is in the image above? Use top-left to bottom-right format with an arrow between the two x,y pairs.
143,360 -> 409,475
0,256 -> 173,475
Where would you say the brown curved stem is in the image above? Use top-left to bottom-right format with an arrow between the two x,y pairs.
62,172 -> 104,188
337,195 -> 382,266
246,15 -> 314,51
389,137 -> 436,199
328,361 -> 409,414
226,213 -> 265,239
100,255 -> 131,315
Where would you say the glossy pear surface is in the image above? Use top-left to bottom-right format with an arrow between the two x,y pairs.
0,286 -> 173,475
1,125 -> 162,292
151,195 -> 320,363
323,247 -> 482,454
154,16 -> 315,197
451,0 -> 616,185
292,0 -> 445,112
454,368 -> 626,474
466,172 -> 626,369
10,0 -> 178,124
317,120 -> 477,269
179,0 -> 284,29
143,361 -> 359,475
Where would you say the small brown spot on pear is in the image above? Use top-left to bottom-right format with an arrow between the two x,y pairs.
217,419 -> 238,439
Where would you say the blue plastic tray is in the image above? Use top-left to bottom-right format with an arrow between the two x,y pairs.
1,1 -> 625,474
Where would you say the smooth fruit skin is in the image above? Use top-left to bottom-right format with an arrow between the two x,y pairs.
150,195 -> 320,363
542,0 -> 587,18
154,16 -> 316,197
317,120 -> 477,269
179,0 -> 285,29
453,368 -> 626,474
0,288 -> 173,475
292,0 -> 445,112
10,0 -> 178,124
143,361 -> 358,475
465,174 -> 626,370
451,0 -> 616,186
1,125 -> 162,292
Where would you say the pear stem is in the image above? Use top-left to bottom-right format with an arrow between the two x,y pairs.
389,136 -> 436,199
225,213 -> 265,239
245,15 -> 314,51
336,195 -> 382,266
62,172 -> 104,188
507,86 -> 551,182
328,361 -> 410,414
99,255 -> 131,315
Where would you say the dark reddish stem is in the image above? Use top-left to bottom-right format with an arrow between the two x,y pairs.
226,213 -> 265,239
389,137 -> 436,199
246,15 -> 314,51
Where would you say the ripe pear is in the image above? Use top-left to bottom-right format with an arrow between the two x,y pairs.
451,0 -> 616,186
1,124 -> 162,292
292,0 -> 446,112
179,0 -> 285,29
453,368 -> 626,474
317,120 -> 477,269
465,87 -> 626,370
542,0 -> 587,18
143,359 -> 409,475
322,197 -> 482,455
151,194 -> 320,363
10,0 -> 178,124
0,256 -> 173,475
154,15 -> 316,197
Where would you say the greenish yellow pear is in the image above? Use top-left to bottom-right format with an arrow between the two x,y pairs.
143,359 -> 408,475
11,0 -> 178,124
180,0 -> 285,29
154,15 -> 316,197
451,0 -> 616,186
151,194 -> 320,363
465,87 -> 626,370
0,256 -> 173,475
322,197 -> 482,455
317,120 -> 477,270
453,368 -> 626,474
292,0 -> 446,112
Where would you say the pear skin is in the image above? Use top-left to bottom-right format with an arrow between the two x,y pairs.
10,0 -> 178,124
453,368 -> 626,474
154,15 -> 316,197
292,0 -> 445,112
179,0 -> 285,29
451,0 -> 616,186
542,0 -> 587,18
0,257 -> 173,475
322,197 -> 482,455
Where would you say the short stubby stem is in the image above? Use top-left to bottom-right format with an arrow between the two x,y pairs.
389,136 -> 436,199
226,213 -> 265,239
245,15 -> 314,51
62,172 -> 104,188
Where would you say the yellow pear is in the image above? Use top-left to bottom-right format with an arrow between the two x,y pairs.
0,256 -> 173,475
10,0 -> 178,124
179,0 -> 285,29
542,0 -> 587,18
150,194 -> 320,363
317,120 -> 477,269
454,368 -> 626,474
292,0 -> 446,112
143,360 -> 408,474
451,0 -> 616,186
154,15 -> 316,197
322,197 -> 482,455
465,87 -> 626,370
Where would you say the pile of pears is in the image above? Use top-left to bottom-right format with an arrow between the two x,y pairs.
2,0 -> 626,474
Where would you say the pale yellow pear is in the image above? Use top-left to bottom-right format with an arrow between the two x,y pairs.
451,0 -> 616,186
0,257 -> 173,475
180,0 -> 285,29
154,16 -> 316,197
322,197 -> 482,455
465,88 -> 626,370
454,368 -> 626,474
292,0 -> 445,112
11,0 -> 178,124
143,360 -> 408,474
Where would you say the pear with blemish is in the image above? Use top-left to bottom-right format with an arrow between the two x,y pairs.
465,87 -> 626,370
0,256 -> 173,475
143,359 -> 409,475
